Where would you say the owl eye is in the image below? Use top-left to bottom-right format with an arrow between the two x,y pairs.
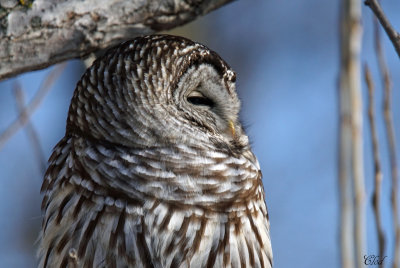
187,91 -> 214,107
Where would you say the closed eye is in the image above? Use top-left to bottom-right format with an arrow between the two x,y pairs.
187,91 -> 214,107
187,96 -> 214,107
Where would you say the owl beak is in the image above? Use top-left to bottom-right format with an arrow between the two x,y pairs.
228,120 -> 236,139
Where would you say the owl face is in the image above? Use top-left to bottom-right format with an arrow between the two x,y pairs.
67,35 -> 248,152
173,63 -> 241,142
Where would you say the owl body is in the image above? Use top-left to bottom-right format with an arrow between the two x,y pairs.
39,35 -> 272,267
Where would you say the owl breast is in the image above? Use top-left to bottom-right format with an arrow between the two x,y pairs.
39,137 -> 272,267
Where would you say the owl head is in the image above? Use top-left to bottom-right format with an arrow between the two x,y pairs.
66,35 -> 249,153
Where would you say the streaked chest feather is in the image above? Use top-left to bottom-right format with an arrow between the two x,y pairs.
38,138 -> 272,267
40,185 -> 272,268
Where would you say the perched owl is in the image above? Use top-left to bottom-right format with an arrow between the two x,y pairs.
38,35 -> 272,268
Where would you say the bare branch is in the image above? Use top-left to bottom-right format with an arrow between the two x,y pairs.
364,64 -> 385,266
339,0 -> 366,266
364,0 -> 400,57
0,63 -> 66,150
13,82 -> 47,174
0,0 -> 233,80
370,7 -> 400,266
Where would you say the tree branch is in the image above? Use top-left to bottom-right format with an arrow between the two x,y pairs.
13,82 -> 47,174
0,63 -> 66,150
371,8 -> 400,266
0,0 -> 233,80
364,64 -> 385,267
364,0 -> 400,57
339,0 -> 366,266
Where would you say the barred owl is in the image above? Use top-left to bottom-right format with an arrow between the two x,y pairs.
38,35 -> 272,268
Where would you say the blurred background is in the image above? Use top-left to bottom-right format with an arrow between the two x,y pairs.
1,0 -> 400,267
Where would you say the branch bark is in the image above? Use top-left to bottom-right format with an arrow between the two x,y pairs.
0,0 -> 233,80
339,0 -> 366,267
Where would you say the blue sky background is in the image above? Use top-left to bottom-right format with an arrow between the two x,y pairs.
0,0 -> 400,267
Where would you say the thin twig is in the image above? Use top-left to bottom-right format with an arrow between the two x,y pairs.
13,82 -> 47,174
0,63 -> 67,150
365,64 -> 386,267
364,0 -> 400,57
339,0 -> 366,267
371,7 -> 400,267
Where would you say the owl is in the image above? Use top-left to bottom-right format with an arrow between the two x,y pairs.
38,35 -> 272,268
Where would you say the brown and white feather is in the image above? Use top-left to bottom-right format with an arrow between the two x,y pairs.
38,35 -> 272,268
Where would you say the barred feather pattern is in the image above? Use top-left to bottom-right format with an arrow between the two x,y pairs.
38,35 -> 272,267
